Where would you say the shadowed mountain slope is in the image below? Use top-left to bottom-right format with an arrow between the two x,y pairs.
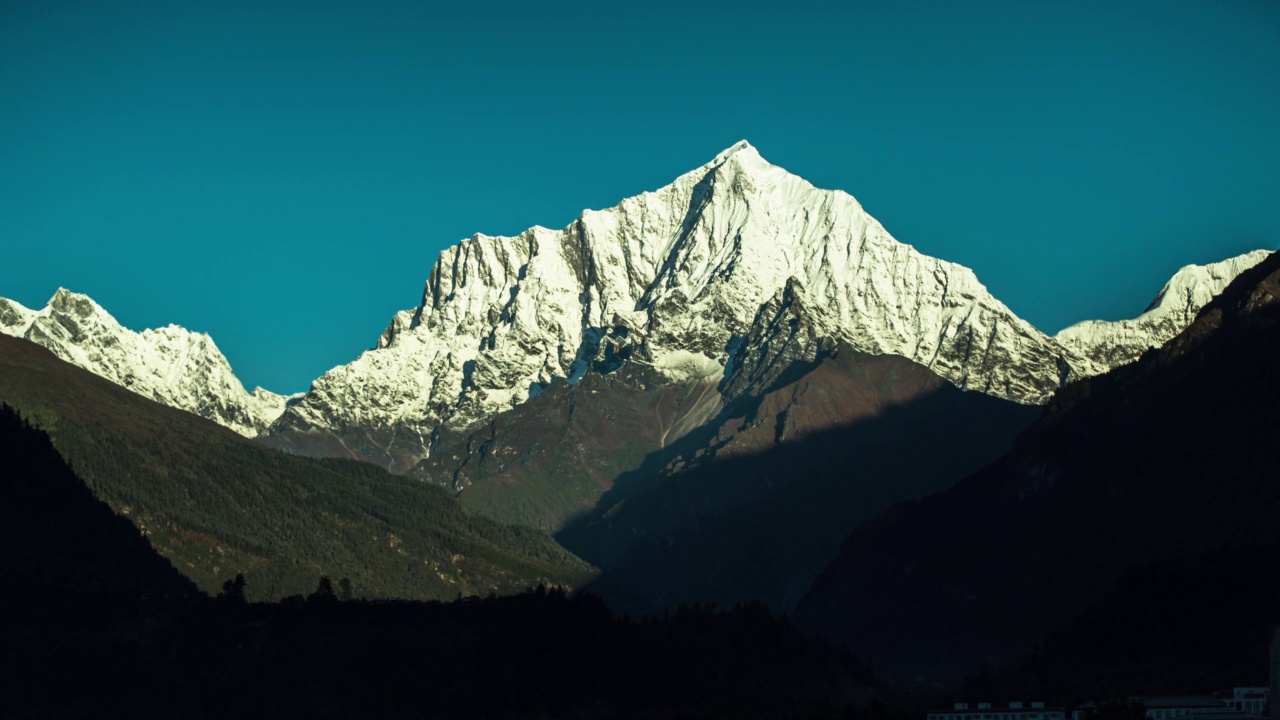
410,358 -> 725,531
794,251 -> 1280,685
0,334 -> 592,601
0,403 -> 198,597
554,347 -> 1040,613
1006,537 -> 1280,703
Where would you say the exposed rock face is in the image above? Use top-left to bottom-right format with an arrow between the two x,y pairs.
275,141 -> 1220,472
0,290 -> 288,436
1054,249 -> 1270,376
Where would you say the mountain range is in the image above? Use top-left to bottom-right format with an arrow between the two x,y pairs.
0,143 -> 1267,538
259,142 -> 1267,482
2,141 -> 1275,698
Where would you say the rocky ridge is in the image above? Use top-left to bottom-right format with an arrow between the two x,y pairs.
0,289 -> 289,436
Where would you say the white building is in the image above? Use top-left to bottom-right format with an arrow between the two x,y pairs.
931,701 -> 1067,720
1139,696 -> 1232,720
1074,695 -> 1259,720
1222,688 -> 1268,716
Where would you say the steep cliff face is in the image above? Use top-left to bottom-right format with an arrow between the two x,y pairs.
267,142 -> 1103,471
1054,249 -> 1270,376
0,290 -> 288,436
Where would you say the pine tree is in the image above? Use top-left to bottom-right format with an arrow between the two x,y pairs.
309,575 -> 337,604
220,573 -> 246,604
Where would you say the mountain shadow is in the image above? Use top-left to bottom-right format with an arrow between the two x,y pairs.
555,350 -> 1040,614
412,359 -> 726,531
1005,536 -> 1280,704
0,403 -> 197,597
5,584 -> 882,719
794,250 -> 1280,687
0,334 -> 593,601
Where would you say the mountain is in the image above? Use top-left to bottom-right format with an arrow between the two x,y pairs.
3,143 -> 1265,614
263,142 -> 1059,472
0,289 -> 289,436
0,333 -> 593,600
1054,249 -> 1271,376
1,145 -> 1259,476
263,141 -> 1265,483
793,250 -> 1280,686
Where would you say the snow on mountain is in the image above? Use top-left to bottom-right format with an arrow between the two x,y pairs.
0,289 -> 289,436
1054,250 -> 1270,376
7,143 -> 1256,466
271,141 -> 1094,469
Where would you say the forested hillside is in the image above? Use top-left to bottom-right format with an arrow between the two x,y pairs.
0,334 -> 593,600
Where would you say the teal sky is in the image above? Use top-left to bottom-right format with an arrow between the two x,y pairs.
3,0 -> 1278,393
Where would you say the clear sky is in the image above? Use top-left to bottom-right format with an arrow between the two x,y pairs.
3,0 -> 1278,393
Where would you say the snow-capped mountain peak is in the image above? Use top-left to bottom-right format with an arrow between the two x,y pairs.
1143,251 -> 1271,317
712,139 -> 756,162
1054,249 -> 1270,375
266,142 -> 1095,470
0,289 -> 289,436
7,142 -> 1263,475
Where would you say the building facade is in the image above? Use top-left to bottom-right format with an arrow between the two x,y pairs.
931,702 -> 1066,720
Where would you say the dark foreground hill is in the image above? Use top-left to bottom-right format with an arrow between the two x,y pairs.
0,403 -> 197,597
0,381 -> 885,718
6,581 -> 883,719
795,251 -> 1280,685
1004,536 -> 1280,703
0,334 -> 592,600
